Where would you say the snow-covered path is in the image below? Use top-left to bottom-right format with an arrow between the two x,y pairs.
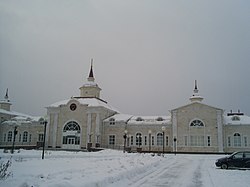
0,149 -> 250,187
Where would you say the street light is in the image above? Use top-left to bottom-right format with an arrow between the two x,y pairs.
148,130 -> 152,152
162,126 -> 166,156
41,119 -> 47,159
174,137 -> 177,155
11,126 -> 18,154
123,130 -> 128,153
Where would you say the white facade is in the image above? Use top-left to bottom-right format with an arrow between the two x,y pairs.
1,65 -> 250,153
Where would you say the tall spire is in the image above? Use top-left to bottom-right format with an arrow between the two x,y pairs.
4,88 -> 9,101
190,80 -> 204,102
88,59 -> 94,82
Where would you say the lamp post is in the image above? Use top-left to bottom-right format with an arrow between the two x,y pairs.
174,137 -> 177,155
162,126 -> 166,156
11,126 -> 18,154
42,119 -> 47,159
123,130 -> 128,153
148,130 -> 152,152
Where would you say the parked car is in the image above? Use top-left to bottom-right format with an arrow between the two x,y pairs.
215,151 -> 250,169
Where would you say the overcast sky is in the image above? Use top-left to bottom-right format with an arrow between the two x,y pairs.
0,0 -> 250,117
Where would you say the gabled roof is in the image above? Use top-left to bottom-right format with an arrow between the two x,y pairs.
48,97 -> 119,112
171,101 -> 223,112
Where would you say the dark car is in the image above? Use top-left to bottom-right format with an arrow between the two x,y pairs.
215,151 -> 250,169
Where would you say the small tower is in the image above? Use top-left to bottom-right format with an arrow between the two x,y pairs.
189,80 -> 204,102
79,59 -> 102,98
0,89 -> 12,111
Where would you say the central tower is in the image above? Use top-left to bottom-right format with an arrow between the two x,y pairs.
79,59 -> 102,98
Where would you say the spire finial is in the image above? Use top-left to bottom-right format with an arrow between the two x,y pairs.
194,80 -> 198,94
4,88 -> 9,101
88,58 -> 94,81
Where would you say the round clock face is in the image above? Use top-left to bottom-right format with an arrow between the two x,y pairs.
70,103 -> 77,111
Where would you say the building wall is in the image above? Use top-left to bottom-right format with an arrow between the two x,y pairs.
172,102 -> 223,153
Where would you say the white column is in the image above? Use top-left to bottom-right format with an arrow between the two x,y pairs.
95,113 -> 100,143
52,113 -> 58,148
217,110 -> 223,152
172,111 -> 177,152
87,113 -> 92,143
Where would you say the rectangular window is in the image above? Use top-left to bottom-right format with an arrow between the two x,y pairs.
23,132 -> 28,142
131,136 -> 133,145
166,136 -> 169,146
29,134 -> 32,142
184,136 -> 188,146
109,135 -> 115,145
190,136 -> 204,146
244,137 -> 247,147
144,136 -> 147,146
152,136 -> 155,146
7,131 -> 12,142
207,136 -> 211,146
228,136 -> 231,147
38,134 -> 44,142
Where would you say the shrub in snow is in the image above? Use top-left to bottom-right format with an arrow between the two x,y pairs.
0,158 -> 12,180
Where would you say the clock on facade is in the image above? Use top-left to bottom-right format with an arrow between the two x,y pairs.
70,103 -> 77,111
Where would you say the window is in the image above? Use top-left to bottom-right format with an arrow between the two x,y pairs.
244,137 -> 247,147
23,132 -> 28,142
29,134 -> 32,142
157,133 -> 163,146
190,136 -> 204,146
156,117 -> 163,121
136,117 -> 143,121
38,134 -> 44,142
136,133 -> 142,146
184,136 -> 188,146
228,136 -> 231,147
245,152 -> 250,158
63,121 -> 80,132
109,135 -> 115,145
190,119 -> 204,127
207,136 -> 211,146
131,136 -> 134,146
3,133 -> 6,142
7,131 -> 12,142
166,136 -> 169,146
109,118 -> 115,125
152,136 -> 155,146
234,133 -> 241,147
144,136 -> 147,146
231,116 -> 240,121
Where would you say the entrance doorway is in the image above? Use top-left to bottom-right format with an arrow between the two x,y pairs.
62,121 -> 81,149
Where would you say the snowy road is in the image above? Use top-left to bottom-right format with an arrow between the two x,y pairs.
1,149 -> 250,187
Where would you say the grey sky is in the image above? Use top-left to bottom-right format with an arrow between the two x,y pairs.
0,0 -> 250,116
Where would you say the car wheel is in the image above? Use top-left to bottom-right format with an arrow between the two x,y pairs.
221,163 -> 228,169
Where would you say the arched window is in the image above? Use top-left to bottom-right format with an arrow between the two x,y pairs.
7,131 -> 12,142
63,121 -> 80,133
157,133 -> 163,146
231,116 -> 240,121
234,133 -> 241,147
23,131 -> 28,142
190,119 -> 204,127
136,117 -> 144,121
136,133 -> 142,146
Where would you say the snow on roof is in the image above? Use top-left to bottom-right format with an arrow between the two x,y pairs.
128,115 -> 171,125
48,97 -> 119,112
0,108 -> 36,119
104,114 -> 133,122
224,114 -> 250,125
81,81 -> 99,87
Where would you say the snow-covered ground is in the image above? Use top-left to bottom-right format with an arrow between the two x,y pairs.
0,149 -> 249,187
